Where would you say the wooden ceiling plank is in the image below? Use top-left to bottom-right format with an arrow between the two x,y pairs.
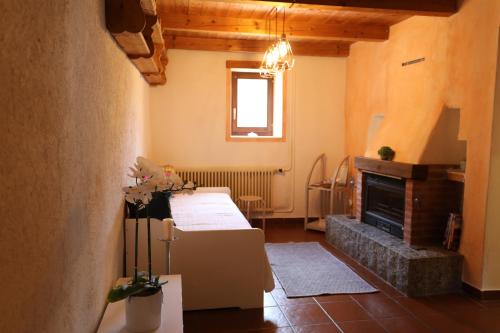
164,35 -> 350,57
207,0 -> 458,17
160,13 -> 389,41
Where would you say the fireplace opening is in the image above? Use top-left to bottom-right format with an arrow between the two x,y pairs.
362,173 -> 405,239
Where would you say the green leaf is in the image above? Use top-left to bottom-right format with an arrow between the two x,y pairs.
107,283 -> 145,303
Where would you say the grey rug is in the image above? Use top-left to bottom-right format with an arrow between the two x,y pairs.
265,242 -> 378,297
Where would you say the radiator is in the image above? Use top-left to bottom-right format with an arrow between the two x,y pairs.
176,168 -> 274,210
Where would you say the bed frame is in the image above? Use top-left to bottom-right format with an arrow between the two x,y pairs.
125,215 -> 271,310
171,227 -> 267,310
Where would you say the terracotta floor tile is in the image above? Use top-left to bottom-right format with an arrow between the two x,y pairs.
394,296 -> 444,318
338,320 -> 386,333
293,323 -> 342,333
352,292 -> 409,318
314,294 -> 353,303
377,315 -> 433,333
444,308 -> 500,333
321,301 -> 372,322
280,303 -> 331,326
426,293 -> 485,313
271,288 -> 315,306
479,299 -> 500,309
183,306 -> 289,333
418,312 -> 481,333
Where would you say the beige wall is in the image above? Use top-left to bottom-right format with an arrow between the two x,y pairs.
345,0 -> 500,289
0,1 -> 150,332
149,50 -> 346,217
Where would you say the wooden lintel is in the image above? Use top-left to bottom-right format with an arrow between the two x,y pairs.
354,157 -> 428,180
165,35 -> 350,57
212,0 -> 458,17
159,13 -> 389,42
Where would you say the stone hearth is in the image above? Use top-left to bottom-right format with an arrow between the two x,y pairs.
326,215 -> 463,296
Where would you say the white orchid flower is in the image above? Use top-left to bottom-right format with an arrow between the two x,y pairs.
123,186 -> 143,204
123,182 -> 156,205
128,164 -> 154,183
136,157 -> 165,182
165,171 -> 183,186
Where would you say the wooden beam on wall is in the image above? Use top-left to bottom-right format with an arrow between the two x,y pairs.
159,13 -> 389,42
165,35 -> 350,57
212,0 -> 458,17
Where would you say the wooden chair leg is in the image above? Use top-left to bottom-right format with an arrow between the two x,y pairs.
260,199 -> 266,232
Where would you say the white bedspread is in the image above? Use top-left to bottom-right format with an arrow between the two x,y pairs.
170,191 -> 251,231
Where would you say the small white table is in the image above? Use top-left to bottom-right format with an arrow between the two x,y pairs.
97,275 -> 183,333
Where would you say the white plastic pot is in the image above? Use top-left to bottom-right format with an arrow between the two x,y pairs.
125,289 -> 163,332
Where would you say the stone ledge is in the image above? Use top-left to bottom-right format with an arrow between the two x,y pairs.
326,215 -> 463,296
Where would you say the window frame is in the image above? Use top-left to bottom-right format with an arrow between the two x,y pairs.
231,71 -> 274,137
225,60 -> 286,142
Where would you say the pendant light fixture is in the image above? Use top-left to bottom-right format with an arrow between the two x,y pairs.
259,7 -> 294,77
260,8 -> 278,78
275,8 -> 295,71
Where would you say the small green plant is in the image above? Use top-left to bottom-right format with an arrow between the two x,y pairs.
108,272 -> 167,303
378,146 -> 395,161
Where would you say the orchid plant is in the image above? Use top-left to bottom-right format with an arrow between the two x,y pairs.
108,157 -> 195,303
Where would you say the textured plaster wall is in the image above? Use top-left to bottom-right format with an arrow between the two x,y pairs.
0,1 -> 149,332
345,0 -> 500,289
483,30 -> 500,290
148,50 -> 346,218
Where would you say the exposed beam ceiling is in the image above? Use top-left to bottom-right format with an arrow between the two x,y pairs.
157,0 -> 459,57
212,0 -> 458,17
160,13 -> 389,42
165,35 -> 351,57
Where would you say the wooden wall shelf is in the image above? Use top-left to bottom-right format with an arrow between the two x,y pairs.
106,0 -> 167,86
447,170 -> 465,183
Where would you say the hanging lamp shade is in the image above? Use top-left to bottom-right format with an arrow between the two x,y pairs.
276,33 -> 295,71
260,44 -> 278,78
259,7 -> 294,77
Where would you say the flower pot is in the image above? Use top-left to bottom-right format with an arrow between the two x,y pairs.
125,289 -> 163,332
380,153 -> 395,161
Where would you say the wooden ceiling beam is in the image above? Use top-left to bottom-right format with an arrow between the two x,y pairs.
210,0 -> 458,17
160,13 -> 389,42
164,35 -> 350,57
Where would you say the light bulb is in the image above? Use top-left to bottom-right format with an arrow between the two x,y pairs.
278,38 -> 288,57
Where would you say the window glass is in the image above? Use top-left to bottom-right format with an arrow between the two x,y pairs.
236,78 -> 269,128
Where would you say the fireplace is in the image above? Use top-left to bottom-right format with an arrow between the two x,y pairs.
362,173 -> 405,239
355,157 -> 462,245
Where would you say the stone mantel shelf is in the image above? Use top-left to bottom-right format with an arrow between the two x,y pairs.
355,157 -> 430,180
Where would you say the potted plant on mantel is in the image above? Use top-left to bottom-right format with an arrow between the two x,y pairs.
107,157 -> 195,332
378,146 -> 396,161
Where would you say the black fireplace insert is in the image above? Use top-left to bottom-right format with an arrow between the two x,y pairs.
362,173 -> 405,238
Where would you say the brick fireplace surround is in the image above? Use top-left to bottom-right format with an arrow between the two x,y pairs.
354,157 -> 463,245
325,157 -> 464,296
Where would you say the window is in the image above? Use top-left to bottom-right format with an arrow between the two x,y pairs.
226,61 -> 285,141
231,72 -> 274,136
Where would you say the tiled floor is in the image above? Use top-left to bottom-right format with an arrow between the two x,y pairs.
183,222 -> 500,333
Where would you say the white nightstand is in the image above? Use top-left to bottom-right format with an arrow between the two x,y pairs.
98,275 -> 183,333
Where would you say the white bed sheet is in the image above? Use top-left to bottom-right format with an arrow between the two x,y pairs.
170,191 -> 251,231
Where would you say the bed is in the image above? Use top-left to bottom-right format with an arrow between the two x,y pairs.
124,187 -> 275,310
